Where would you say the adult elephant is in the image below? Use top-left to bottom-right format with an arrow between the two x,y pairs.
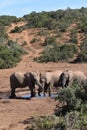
59,69 -> 87,88
40,70 -> 63,96
9,71 -> 43,98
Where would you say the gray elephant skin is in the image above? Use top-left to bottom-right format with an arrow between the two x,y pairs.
40,70 -> 63,96
9,71 -> 42,98
59,69 -> 87,87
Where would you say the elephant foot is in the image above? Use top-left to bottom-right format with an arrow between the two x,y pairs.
38,93 -> 41,96
9,95 -> 16,99
9,93 -> 17,99
38,91 -> 41,96
31,95 -> 34,98
48,93 -> 51,97
31,92 -> 36,98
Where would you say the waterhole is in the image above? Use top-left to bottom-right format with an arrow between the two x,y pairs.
0,92 -> 58,99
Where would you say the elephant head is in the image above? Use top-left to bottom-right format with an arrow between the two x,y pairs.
40,73 -> 46,87
59,70 -> 71,88
31,71 -> 43,96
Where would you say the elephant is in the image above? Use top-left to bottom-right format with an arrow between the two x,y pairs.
59,69 -> 87,88
9,71 -> 43,99
40,70 -> 63,96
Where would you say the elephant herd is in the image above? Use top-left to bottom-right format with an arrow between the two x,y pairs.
9,69 -> 87,99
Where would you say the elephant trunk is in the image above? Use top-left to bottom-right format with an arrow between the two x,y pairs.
36,82 -> 43,96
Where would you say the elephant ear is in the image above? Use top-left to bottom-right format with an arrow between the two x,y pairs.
15,72 -> 25,84
67,70 -> 73,82
29,72 -> 36,82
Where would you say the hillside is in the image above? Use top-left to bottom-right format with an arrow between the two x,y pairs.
0,8 -> 87,68
5,20 -> 85,63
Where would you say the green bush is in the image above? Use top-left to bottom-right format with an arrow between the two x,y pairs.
0,44 -> 17,68
70,29 -> 78,44
55,82 -> 87,129
75,39 -> 87,62
78,16 -> 87,33
43,36 -> 56,46
0,41 -> 26,69
7,40 -> 26,55
10,26 -> 22,33
25,115 -> 66,130
34,43 -> 78,62
76,52 -> 87,62
30,38 -> 40,43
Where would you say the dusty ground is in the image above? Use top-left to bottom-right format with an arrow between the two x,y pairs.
0,22 -> 86,130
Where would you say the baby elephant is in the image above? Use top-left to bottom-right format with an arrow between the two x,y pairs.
59,69 -> 87,88
9,71 -> 42,99
40,70 -> 63,96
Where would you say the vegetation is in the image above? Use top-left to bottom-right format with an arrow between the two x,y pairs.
0,15 -> 20,42
23,7 -> 87,32
75,38 -> 87,62
0,41 -> 26,69
0,15 -> 26,69
34,42 -> 78,62
43,36 -> 56,46
10,26 -> 22,33
30,38 -> 40,43
25,82 -> 87,130
70,29 -> 78,44
54,81 -> 87,129
25,115 -> 66,130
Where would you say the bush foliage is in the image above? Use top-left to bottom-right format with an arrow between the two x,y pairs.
0,41 -> 26,69
34,43 -> 78,62
55,81 -> 87,129
75,38 -> 87,62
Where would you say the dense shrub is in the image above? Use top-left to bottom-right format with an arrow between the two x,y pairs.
43,36 -> 56,46
30,38 -> 40,43
7,40 -> 26,55
75,39 -> 87,62
0,41 -> 26,69
0,15 -> 18,26
10,26 -> 22,33
34,43 -> 78,62
37,28 -> 50,36
55,82 -> 87,129
23,8 -> 79,30
76,52 -> 87,62
78,16 -> 87,33
70,29 -> 78,44
25,115 -> 66,130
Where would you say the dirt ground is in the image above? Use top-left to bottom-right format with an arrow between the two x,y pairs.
0,53 -> 87,130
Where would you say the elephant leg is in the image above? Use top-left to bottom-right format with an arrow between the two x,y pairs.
38,89 -> 41,96
48,83 -> 51,97
44,89 -> 46,97
44,83 -> 48,96
38,87 -> 43,96
9,88 -> 16,98
48,86 -> 51,96
30,87 -> 36,97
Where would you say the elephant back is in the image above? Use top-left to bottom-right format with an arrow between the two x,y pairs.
74,71 -> 87,82
14,72 -> 25,84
